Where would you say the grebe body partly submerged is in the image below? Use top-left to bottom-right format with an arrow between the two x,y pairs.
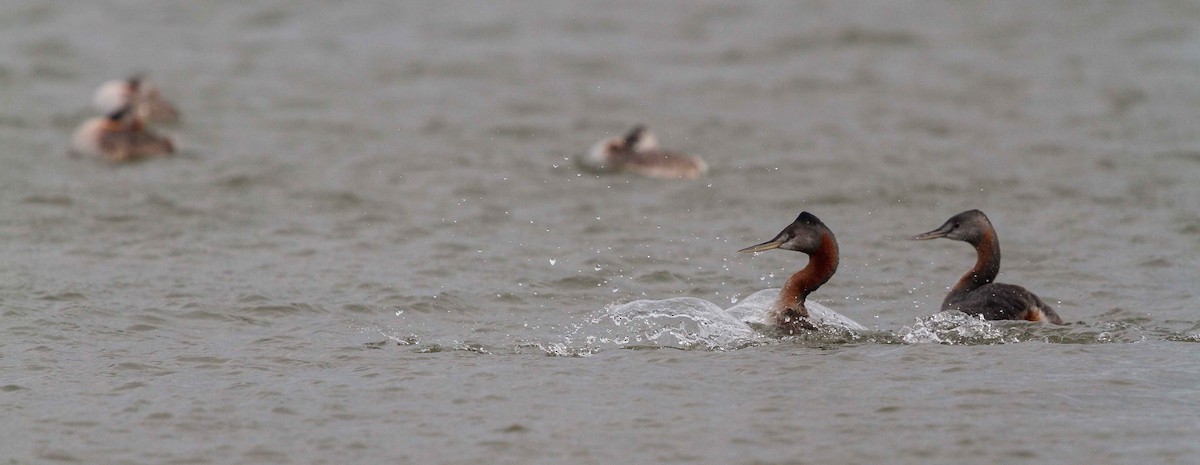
93,76 -> 180,123
739,211 -> 864,334
911,210 -> 1064,325
582,125 -> 708,179
70,106 -> 175,162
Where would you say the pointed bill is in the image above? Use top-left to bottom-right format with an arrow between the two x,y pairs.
910,225 -> 951,241
738,238 -> 785,253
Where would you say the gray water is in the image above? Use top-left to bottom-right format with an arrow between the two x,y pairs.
3,1 -> 1200,464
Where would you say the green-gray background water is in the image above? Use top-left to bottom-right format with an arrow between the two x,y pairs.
2,1 -> 1198,463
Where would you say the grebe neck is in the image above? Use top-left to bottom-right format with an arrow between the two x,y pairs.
946,229 -> 1001,305
778,232 -> 839,313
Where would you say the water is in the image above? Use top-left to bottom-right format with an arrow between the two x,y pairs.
2,0 -> 1199,463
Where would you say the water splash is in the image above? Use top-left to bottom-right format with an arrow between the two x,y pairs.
898,312 -> 1015,344
894,311 -> 1177,345
566,297 -> 761,351
556,289 -> 872,352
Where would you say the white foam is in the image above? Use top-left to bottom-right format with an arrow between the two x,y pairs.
577,288 -> 867,350
897,311 -> 1013,344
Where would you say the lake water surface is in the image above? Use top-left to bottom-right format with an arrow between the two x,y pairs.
2,1 -> 1199,464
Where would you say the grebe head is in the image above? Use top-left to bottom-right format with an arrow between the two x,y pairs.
910,209 -> 992,243
93,75 -> 179,123
738,211 -> 828,254
622,124 -> 659,152
93,79 -> 135,114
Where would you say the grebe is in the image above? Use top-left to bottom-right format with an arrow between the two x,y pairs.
92,76 -> 180,123
582,125 -> 708,179
70,105 -> 175,162
910,210 -> 1064,324
739,211 -> 862,334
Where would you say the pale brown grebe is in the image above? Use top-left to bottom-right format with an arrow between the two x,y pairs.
70,105 -> 175,162
582,125 -> 708,179
92,76 -> 180,123
738,211 -> 853,334
911,210 -> 1064,324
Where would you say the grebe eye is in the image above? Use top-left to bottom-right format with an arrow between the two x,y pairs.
953,222 -> 960,229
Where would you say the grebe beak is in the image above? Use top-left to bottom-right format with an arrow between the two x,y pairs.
738,238 -> 785,253
910,226 -> 951,241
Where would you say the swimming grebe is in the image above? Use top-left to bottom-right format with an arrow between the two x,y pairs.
582,125 -> 708,179
70,105 -> 175,162
910,210 -> 1064,324
739,211 -> 851,334
92,76 -> 180,123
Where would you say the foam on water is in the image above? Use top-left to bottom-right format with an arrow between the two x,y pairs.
553,288 -> 870,351
898,311 -> 1016,344
593,296 -> 758,349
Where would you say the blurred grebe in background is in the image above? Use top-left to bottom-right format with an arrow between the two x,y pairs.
582,125 -> 707,179
70,105 -> 175,162
911,209 -> 1064,324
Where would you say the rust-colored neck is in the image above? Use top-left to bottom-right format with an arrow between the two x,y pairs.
778,232 -> 839,314
946,228 -> 1000,305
